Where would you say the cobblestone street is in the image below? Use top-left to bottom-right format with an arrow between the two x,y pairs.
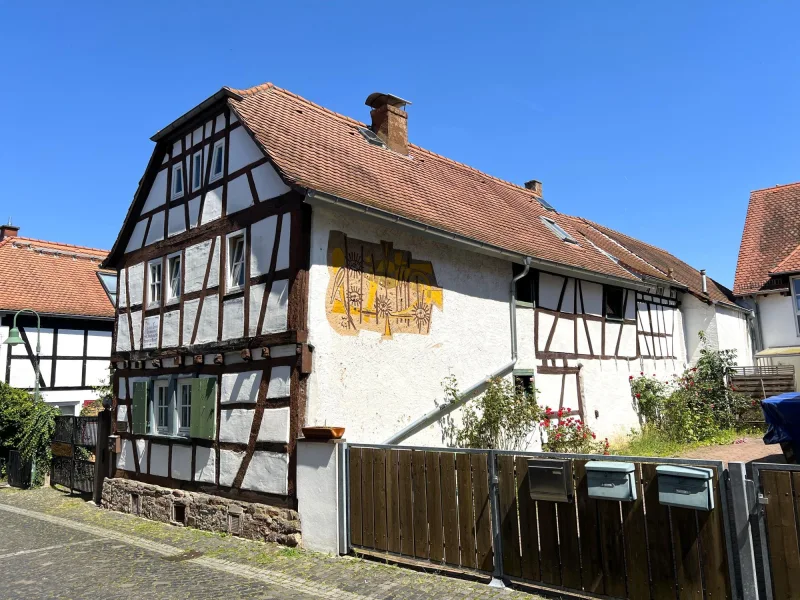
0,486 -> 545,600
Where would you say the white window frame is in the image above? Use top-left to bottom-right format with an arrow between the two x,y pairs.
792,277 -> 800,336
540,216 -> 578,244
210,139 -> 225,182
192,151 -> 203,191
166,252 -> 182,303
147,259 -> 163,307
171,163 -> 184,199
177,379 -> 192,437
153,380 -> 171,435
226,230 -> 246,292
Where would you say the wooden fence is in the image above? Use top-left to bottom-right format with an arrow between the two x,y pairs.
729,365 -> 795,400
496,456 -> 731,599
349,447 -> 494,572
348,446 -> 733,599
755,465 -> 800,599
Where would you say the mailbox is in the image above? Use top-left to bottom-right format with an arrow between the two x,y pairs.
586,461 -> 637,501
655,465 -> 715,511
527,459 -> 573,503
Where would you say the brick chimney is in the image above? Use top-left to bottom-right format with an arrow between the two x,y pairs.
365,92 -> 412,155
524,180 -> 543,196
0,221 -> 19,241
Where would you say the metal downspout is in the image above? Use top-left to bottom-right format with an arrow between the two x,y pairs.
383,258 -> 533,445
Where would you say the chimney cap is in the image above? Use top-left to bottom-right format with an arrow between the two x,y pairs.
365,92 -> 412,110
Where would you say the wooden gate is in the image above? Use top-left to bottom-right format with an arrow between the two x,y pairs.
50,416 -> 98,494
751,462 -> 800,599
348,446 -> 495,573
495,454 -> 732,599
347,446 -> 736,599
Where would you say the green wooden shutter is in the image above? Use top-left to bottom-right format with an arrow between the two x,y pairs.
132,381 -> 148,435
190,377 -> 216,440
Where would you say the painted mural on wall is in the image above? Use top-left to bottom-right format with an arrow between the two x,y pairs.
326,231 -> 443,338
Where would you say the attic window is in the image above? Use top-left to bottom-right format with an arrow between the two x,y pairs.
97,272 -> 118,306
210,140 -> 225,182
540,216 -> 577,244
537,197 -> 556,212
172,163 -> 184,199
358,127 -> 386,148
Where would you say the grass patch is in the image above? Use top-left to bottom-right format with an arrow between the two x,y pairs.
612,427 -> 752,457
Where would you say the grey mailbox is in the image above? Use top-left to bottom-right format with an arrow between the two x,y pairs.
527,459 -> 573,503
586,461 -> 637,501
655,465 -> 715,511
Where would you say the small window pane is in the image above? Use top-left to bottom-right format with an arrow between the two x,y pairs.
156,385 -> 169,433
179,384 -> 191,433
229,235 -> 245,289
212,144 -> 224,178
149,263 -> 162,305
794,278 -> 800,295
193,154 -> 202,189
168,256 -> 181,300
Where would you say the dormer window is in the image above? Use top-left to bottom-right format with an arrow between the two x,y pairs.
192,152 -> 203,191
540,216 -> 577,244
210,140 -> 225,182
172,163 -> 184,199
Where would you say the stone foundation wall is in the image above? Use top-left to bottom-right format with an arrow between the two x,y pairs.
101,478 -> 301,546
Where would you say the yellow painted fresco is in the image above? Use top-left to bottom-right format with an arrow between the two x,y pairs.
326,231 -> 443,338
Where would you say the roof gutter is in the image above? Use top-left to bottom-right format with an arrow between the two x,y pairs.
0,310 -> 114,322
384,257 -> 532,445
305,189 -> 650,291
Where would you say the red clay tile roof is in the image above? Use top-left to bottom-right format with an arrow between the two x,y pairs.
734,183 -> 800,294
576,219 -> 739,307
772,243 -> 800,275
227,84 -> 640,283
0,237 -> 114,318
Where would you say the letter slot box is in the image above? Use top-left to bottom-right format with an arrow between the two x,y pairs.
527,459 -> 573,503
586,461 -> 636,501
655,465 -> 715,511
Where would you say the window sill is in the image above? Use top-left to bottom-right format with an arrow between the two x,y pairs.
209,173 -> 223,184
225,286 -> 244,296
605,317 -> 625,323
515,301 -> 535,309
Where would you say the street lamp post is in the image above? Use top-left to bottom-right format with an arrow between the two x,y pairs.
3,309 -> 42,402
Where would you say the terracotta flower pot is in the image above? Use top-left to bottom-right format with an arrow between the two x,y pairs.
301,426 -> 345,441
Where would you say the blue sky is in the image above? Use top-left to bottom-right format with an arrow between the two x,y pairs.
2,2 -> 799,287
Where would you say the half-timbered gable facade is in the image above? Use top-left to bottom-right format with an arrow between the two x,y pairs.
0,225 -> 115,415
105,83 -> 753,510
104,95 -> 311,502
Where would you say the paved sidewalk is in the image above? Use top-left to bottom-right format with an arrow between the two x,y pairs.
0,486 -> 546,599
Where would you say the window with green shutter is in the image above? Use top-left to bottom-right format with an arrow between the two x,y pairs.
190,377 -> 217,440
132,381 -> 148,435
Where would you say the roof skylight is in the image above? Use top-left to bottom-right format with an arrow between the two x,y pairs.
541,216 -> 578,244
358,127 -> 386,148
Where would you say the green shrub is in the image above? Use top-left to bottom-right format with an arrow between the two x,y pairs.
0,382 -> 58,487
441,376 -> 542,450
629,332 -> 751,445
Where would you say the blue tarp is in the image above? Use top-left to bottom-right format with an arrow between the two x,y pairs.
762,392 -> 800,447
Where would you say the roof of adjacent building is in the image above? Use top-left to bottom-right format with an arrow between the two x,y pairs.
574,219 -> 739,307
734,182 -> 800,295
0,236 -> 115,319
110,82 -> 741,308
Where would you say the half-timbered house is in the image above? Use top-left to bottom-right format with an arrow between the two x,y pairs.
0,224 -> 116,415
103,84 -> 752,516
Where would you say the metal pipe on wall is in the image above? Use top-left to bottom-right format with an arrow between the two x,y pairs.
383,257 -> 532,445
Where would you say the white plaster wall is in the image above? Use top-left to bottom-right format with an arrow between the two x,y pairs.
226,174 -> 253,215
171,445 -> 192,481
219,409 -> 254,443
251,162 -> 290,201
251,216 -> 277,277
227,126 -> 264,174
297,440 -> 341,553
87,331 -> 112,356
195,446 -> 216,483
142,169 -> 167,213
515,307 -> 536,371
682,294 -> 717,363
263,280 -> 289,333
150,444 -> 169,477
716,306 -> 753,366
196,296 -> 219,344
258,407 -> 290,443
129,263 -> 144,306
307,206 -> 512,446
267,366 -> 291,398
222,298 -> 244,340
126,220 -> 147,253
757,292 -> 800,348
201,188 -> 222,225
145,211 -> 164,245
219,449 -> 244,487
221,370 -> 261,404
241,451 -> 289,495
85,360 -> 110,387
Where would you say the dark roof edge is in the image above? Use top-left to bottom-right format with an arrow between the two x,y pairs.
150,88 -> 243,142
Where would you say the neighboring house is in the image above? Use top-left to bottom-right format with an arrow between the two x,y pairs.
102,84 -> 751,505
734,182 -> 800,387
0,224 -> 116,415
